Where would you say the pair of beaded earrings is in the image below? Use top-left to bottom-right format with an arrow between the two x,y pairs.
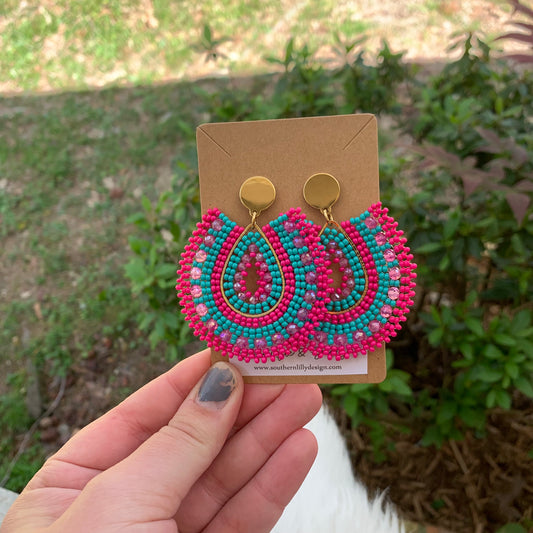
176,173 -> 416,364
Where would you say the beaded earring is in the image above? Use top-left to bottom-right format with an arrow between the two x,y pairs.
303,173 -> 417,361
176,176 -> 328,363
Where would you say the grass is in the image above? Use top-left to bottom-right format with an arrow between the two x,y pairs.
0,79 -> 210,489
0,0 -> 514,92
0,0 -> 521,498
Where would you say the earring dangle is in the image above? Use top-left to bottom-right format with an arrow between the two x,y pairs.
176,176 -> 328,363
303,173 -> 417,361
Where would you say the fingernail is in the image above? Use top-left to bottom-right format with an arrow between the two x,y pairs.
197,363 -> 237,405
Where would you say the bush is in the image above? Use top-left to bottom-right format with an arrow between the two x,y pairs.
124,34 -> 533,449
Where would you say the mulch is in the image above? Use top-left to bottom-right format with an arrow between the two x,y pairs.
333,402 -> 533,532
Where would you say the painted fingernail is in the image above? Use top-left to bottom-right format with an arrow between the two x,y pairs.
197,363 -> 237,405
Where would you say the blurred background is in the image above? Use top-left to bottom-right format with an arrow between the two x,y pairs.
1,1 -> 532,531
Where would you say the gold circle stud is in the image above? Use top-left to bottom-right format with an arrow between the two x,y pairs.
239,176 -> 276,215
303,173 -> 340,212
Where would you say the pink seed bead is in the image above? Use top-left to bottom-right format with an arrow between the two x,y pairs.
315,330 -> 328,343
191,285 -> 202,298
190,267 -> 202,280
286,323 -> 298,335
195,250 -> 207,263
365,217 -> 378,229
369,320 -> 381,333
272,332 -> 284,345
331,292 -> 341,302
235,337 -> 248,349
297,308 -> 308,321
353,330 -> 367,342
305,271 -> 317,284
212,219 -> 223,231
375,232 -> 387,246
293,236 -> 305,248
389,266 -> 401,280
383,249 -> 396,262
255,337 -> 267,349
304,290 -> 316,304
284,221 -> 295,232
196,303 -> 208,317
220,330 -> 232,342
388,286 -> 400,299
381,304 -> 393,318
301,252 -> 313,265
334,333 -> 348,346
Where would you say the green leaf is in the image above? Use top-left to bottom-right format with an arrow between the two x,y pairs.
154,263 -> 178,279
124,258 -> 149,286
514,376 -> 533,398
512,310 -> 531,334
443,213 -> 461,240
331,385 -> 349,396
493,333 -> 517,347
458,406 -> 484,429
459,342 -> 474,359
465,317 -> 484,337
474,366 -> 502,383
428,327 -> 443,346
437,401 -> 457,424
495,389 -> 511,409
496,524 -> 527,533
380,375 -> 412,396
141,195 -> 152,213
504,361 -> 519,380
343,394 -> 359,417
421,425 -> 445,447
483,344 -> 504,360
415,242 -> 443,254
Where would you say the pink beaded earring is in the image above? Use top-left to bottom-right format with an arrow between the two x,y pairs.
303,173 -> 417,361
176,176 -> 328,363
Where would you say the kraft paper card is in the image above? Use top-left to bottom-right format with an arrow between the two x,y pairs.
196,114 -> 386,384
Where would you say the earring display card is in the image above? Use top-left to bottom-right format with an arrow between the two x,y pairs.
196,114 -> 386,384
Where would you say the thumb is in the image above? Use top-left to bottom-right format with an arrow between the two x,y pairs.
58,361 -> 243,530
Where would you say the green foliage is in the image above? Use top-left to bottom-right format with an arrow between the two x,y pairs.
125,157 -> 201,359
382,35 -> 533,447
0,373 -> 46,492
496,524 -> 528,533
205,38 -> 410,122
123,32 -> 533,454
330,351 -> 413,460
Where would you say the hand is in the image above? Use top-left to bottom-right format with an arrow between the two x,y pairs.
1,349 -> 322,533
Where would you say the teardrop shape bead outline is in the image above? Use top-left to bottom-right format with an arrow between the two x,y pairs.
308,202 -> 417,361
177,207 -> 329,363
